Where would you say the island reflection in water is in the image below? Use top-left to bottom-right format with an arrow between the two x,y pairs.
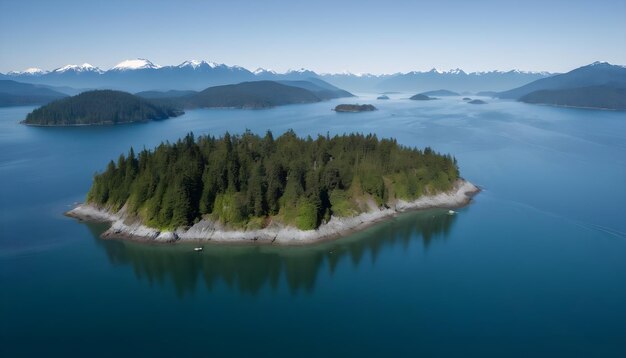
87,209 -> 458,296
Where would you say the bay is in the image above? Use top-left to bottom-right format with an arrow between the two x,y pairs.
1,95 -> 626,357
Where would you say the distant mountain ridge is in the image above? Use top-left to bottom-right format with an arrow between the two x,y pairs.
3,58 -> 555,93
0,80 -> 68,107
519,86 -> 626,110
277,78 -> 354,99
498,62 -> 626,99
419,89 -> 460,96
180,81 -> 323,109
499,62 -> 626,110
375,69 -> 552,93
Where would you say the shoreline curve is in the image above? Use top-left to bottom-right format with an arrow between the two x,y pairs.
66,179 -> 480,246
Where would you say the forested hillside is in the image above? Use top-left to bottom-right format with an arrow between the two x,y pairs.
23,90 -> 182,125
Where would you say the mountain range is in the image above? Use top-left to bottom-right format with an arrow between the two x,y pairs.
498,62 -> 626,110
3,58 -> 554,93
498,62 -> 626,98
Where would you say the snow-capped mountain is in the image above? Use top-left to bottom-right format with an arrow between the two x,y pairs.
176,60 -> 220,69
111,59 -> 161,71
498,61 -> 626,99
1,58 -> 557,93
253,68 -> 277,75
8,67 -> 48,76
404,68 -> 467,75
52,63 -> 102,73
376,68 -> 554,92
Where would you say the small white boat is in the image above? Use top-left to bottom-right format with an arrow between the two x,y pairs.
193,247 -> 203,252
448,210 -> 456,215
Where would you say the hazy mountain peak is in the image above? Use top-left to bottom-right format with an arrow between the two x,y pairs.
286,68 -> 314,74
253,68 -> 277,75
584,61 -> 626,70
333,70 -> 372,77
590,61 -> 610,66
178,60 -> 219,69
424,68 -> 465,75
8,67 -> 48,75
53,63 -> 101,73
112,58 -> 161,71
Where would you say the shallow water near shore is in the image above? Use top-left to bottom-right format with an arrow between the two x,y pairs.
1,95 -> 626,357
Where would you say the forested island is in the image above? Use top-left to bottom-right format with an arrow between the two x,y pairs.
68,131 -> 478,244
410,94 -> 436,101
334,104 -> 377,112
22,90 -> 182,126
419,89 -> 460,97
22,80 -> 355,125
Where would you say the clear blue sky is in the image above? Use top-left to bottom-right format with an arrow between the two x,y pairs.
1,0 -> 625,74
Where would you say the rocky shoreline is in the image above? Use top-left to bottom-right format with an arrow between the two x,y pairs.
66,179 -> 480,245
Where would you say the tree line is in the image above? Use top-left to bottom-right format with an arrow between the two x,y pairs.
87,131 -> 459,230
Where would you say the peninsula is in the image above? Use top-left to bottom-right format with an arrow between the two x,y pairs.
67,131 -> 479,244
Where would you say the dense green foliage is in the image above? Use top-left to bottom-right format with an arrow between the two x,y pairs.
334,104 -> 377,112
86,131 -> 459,230
520,86 -> 626,110
23,90 -> 182,125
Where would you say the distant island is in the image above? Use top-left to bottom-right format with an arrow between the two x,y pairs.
468,99 -> 487,104
334,104 -> 377,112
377,95 -> 390,100
67,131 -> 478,244
462,97 -> 472,101
419,89 -> 460,97
410,94 -> 436,101
22,90 -> 182,126
21,80 -> 355,125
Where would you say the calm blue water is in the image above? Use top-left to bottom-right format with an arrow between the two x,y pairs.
1,96 -> 626,357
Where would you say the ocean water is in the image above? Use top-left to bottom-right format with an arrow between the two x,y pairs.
1,95 -> 626,357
